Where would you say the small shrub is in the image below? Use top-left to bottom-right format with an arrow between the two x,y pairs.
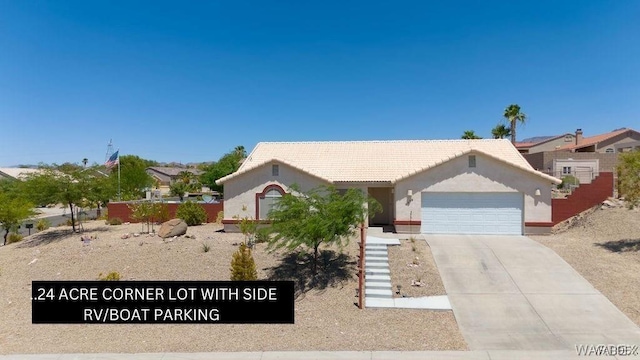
215,211 -> 224,224
36,219 -> 51,231
559,175 -> 579,189
176,201 -> 207,226
98,271 -> 121,281
230,243 -> 257,281
154,203 -> 170,224
255,227 -> 271,244
7,233 -> 24,244
108,217 -> 123,225
201,242 -> 211,253
97,209 -> 108,220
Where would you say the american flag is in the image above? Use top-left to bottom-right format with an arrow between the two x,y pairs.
105,150 -> 119,169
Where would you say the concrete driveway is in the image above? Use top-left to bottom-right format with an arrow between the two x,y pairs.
425,235 -> 640,351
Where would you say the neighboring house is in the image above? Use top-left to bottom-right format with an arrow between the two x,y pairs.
0,167 -> 44,181
216,140 -> 561,235
523,128 -> 640,181
515,133 -> 576,154
145,167 -> 203,195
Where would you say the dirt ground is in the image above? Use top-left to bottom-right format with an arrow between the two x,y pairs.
532,206 -> 640,326
387,237 -> 446,298
0,221 -> 466,354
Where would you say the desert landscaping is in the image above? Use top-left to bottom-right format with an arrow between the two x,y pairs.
0,220 -> 465,354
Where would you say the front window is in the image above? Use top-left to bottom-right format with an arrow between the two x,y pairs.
258,187 -> 283,219
562,166 -> 572,175
605,148 -> 615,153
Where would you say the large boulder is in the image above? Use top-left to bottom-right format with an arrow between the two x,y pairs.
158,219 -> 188,238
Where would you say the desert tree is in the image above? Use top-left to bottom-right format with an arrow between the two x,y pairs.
230,242 -> 258,281
617,149 -> 640,207
267,184 -> 382,274
503,104 -> 527,144
0,180 -> 36,245
200,145 -> 247,193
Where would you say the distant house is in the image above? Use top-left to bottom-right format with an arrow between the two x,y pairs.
522,128 -> 640,184
515,133 -> 576,154
0,167 -> 44,181
145,167 -> 204,195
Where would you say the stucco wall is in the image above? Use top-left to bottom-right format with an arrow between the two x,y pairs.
222,162 -> 329,222
595,131 -> 640,153
394,153 -> 554,224
529,135 -> 575,153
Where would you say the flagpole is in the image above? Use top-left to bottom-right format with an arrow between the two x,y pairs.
117,151 -> 121,201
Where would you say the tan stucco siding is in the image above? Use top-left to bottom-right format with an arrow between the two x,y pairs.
595,132 -> 640,153
222,162 -> 329,221
394,154 -> 553,223
529,135 -> 575,153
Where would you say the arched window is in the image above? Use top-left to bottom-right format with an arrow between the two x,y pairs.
256,185 -> 285,220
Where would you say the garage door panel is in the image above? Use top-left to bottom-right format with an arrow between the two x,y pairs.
421,192 -> 523,235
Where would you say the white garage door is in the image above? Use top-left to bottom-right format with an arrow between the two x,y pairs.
421,192 -> 523,235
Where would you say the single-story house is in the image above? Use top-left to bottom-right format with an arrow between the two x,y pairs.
146,166 -> 204,195
216,139 -> 561,235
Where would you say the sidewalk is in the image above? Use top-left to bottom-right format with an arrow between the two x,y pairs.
0,350 -> 626,359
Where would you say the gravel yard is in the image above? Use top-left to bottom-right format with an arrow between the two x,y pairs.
0,221 -> 466,354
387,237 -> 446,298
532,207 -> 640,326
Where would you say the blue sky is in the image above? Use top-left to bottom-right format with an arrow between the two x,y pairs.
1,1 -> 638,166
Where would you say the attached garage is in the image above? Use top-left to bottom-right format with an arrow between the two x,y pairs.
420,192 -> 523,235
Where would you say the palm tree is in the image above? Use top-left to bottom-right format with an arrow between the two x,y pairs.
491,124 -> 512,139
503,104 -> 527,144
461,130 -> 482,139
234,146 -> 246,158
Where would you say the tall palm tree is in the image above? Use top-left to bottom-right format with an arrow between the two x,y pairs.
461,130 -> 482,139
503,104 -> 527,144
491,124 -> 512,139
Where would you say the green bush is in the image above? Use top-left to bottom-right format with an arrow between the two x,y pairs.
176,201 -> 207,226
154,203 -> 170,224
230,243 -> 257,281
7,232 -> 23,244
36,219 -> 51,231
559,175 -> 579,189
255,227 -> 271,244
108,217 -> 123,225
98,271 -> 121,281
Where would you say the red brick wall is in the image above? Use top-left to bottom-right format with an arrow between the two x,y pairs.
107,202 -> 223,223
552,172 -> 613,224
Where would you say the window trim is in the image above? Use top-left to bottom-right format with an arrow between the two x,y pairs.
255,184 -> 286,220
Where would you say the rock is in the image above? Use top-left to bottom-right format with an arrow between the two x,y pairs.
158,219 -> 188,239
133,233 -> 140,237
121,233 -> 130,239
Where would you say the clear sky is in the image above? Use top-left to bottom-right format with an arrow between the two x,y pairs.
1,1 -> 638,166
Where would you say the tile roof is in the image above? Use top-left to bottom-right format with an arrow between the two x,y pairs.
217,139 -> 560,185
514,134 -> 572,149
0,167 -> 44,180
146,167 -> 203,177
557,128 -> 635,151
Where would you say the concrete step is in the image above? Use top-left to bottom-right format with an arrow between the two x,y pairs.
365,250 -> 387,256
365,257 -> 389,263
366,274 -> 391,282
365,288 -> 393,298
366,262 -> 389,268
366,244 -> 387,249
365,282 -> 392,290
365,268 -> 390,275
